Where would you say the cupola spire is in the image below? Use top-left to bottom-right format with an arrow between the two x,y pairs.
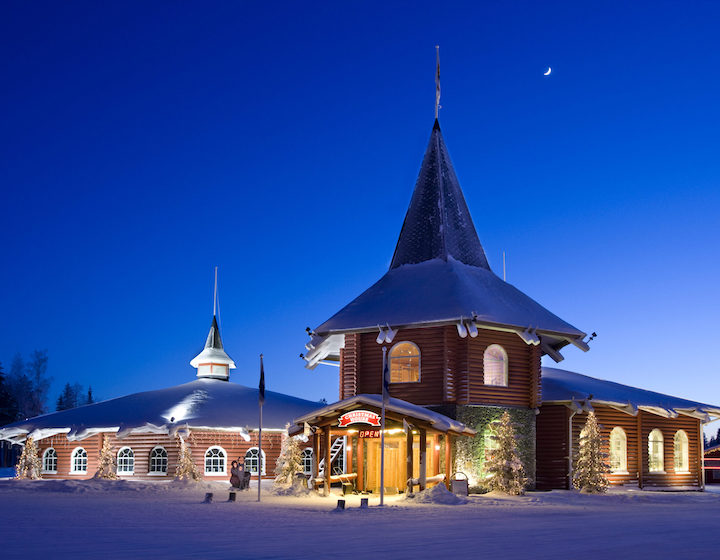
190,268 -> 236,380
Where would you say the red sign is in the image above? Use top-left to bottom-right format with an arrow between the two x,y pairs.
338,410 -> 381,428
359,429 -> 380,438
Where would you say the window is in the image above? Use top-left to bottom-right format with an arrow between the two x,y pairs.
244,447 -> 266,475
301,448 -> 313,475
42,448 -> 57,473
149,447 -> 168,474
483,344 -> 508,386
648,429 -> 664,472
674,430 -> 689,473
389,342 -> 420,383
205,446 -> 227,475
117,447 -> 135,474
71,448 -> 88,473
609,427 -> 628,473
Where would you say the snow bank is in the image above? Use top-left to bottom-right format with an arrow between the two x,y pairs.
407,483 -> 467,505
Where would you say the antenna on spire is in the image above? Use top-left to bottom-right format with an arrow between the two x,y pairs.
435,45 -> 441,120
213,266 -> 218,317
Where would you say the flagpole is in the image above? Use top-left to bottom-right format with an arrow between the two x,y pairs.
258,354 -> 265,503
380,347 -> 387,507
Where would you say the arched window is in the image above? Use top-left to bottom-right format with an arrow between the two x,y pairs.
483,344 -> 508,386
609,427 -> 628,473
674,430 -> 689,473
204,446 -> 227,475
42,448 -> 57,473
389,342 -> 420,383
648,429 -> 664,472
149,447 -> 168,474
244,447 -> 266,475
117,447 -> 135,474
71,447 -> 88,473
301,448 -> 313,475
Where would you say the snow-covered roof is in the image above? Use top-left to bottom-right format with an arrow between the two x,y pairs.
290,394 -> 475,436
0,379 -> 322,444
542,367 -> 720,421
304,121 -> 586,368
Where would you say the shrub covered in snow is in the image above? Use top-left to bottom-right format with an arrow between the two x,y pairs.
409,483 -> 468,505
483,411 -> 528,495
573,412 -> 609,493
274,426 -> 303,485
94,434 -> 117,480
15,436 -> 41,480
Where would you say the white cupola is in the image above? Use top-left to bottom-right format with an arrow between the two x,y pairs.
190,315 -> 236,381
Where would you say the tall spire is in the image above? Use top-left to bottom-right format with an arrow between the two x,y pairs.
389,122 -> 491,270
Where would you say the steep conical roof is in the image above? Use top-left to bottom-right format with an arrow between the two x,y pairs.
390,120 -> 490,270
204,316 -> 224,350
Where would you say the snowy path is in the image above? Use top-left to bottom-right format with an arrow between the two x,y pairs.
2,480 -> 719,559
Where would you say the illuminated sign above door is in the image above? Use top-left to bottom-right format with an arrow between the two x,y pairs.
338,410 -> 381,427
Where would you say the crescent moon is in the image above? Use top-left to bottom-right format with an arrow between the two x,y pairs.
544,67 -> 552,76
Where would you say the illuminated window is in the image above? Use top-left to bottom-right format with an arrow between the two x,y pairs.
389,342 -> 420,383
648,429 -> 664,472
117,447 -> 135,474
149,447 -> 168,474
204,446 -> 227,475
483,344 -> 508,386
301,448 -> 313,475
609,427 -> 628,473
674,430 -> 689,473
42,448 -> 57,473
244,447 -> 266,475
71,448 -> 88,473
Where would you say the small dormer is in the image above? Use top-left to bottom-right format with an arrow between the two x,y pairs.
190,316 -> 236,381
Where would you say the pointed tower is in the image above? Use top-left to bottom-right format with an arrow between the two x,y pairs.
190,316 -> 236,381
304,117 -> 588,410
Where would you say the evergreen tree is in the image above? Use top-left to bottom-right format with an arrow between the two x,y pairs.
274,427 -> 303,485
7,353 -> 32,420
15,436 -> 41,479
0,362 -> 18,426
86,386 -> 94,405
94,434 -> 117,479
174,437 -> 200,481
57,383 -> 75,411
484,411 -> 528,495
573,412 -> 609,493
27,350 -> 51,417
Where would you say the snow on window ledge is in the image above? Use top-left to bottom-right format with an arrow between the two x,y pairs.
675,470 -> 691,474
117,472 -> 134,476
649,470 -> 667,475
68,471 -> 87,475
610,470 -> 630,476
41,470 -> 57,475
147,472 -> 168,477
204,471 -> 227,477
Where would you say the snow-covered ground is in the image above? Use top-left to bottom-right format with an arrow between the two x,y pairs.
2,479 -> 720,559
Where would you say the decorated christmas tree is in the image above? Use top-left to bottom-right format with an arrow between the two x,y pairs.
94,434 -> 117,479
484,411 -> 528,495
15,436 -> 41,480
274,426 -> 303,485
573,412 -> 609,493
174,436 -> 201,481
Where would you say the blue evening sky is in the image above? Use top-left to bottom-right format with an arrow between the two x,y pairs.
2,2 -> 719,430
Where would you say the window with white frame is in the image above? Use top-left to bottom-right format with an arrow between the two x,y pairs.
483,344 -> 508,386
71,448 -> 88,473
648,429 -> 664,472
609,427 -> 628,473
204,446 -> 227,475
389,342 -> 420,383
244,447 -> 266,475
301,448 -> 313,475
674,430 -> 689,473
117,447 -> 135,474
42,448 -> 57,473
149,447 -> 168,474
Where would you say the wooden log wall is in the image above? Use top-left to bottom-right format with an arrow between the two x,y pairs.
535,404 -> 702,489
35,430 -> 286,480
339,325 -> 540,408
